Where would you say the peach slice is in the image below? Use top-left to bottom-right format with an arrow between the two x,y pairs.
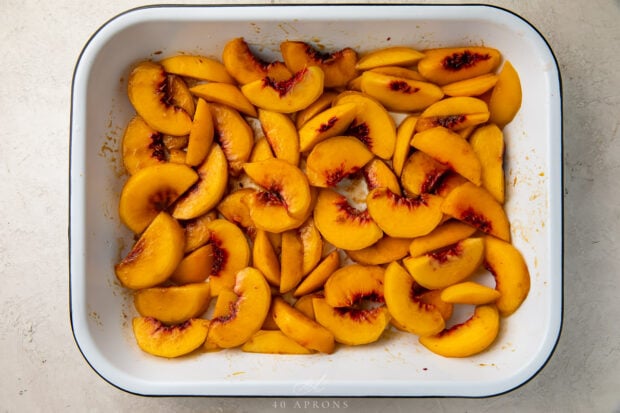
441,73 -> 499,97
298,218 -> 323,276
115,212 -> 185,290
168,75 -> 196,117
170,244 -> 213,284
369,66 -> 426,81
298,103 -> 357,152
293,293 -> 322,320
252,229 -> 281,286
384,262 -> 445,336
295,90 -> 338,129
409,220 -> 477,257
417,47 -> 501,85
419,289 -> 454,321
171,144 -> 228,220
241,330 -> 313,354
249,137 -> 275,162
207,267 -> 272,348
332,91 -> 396,159
484,236 -> 530,317
363,158 -> 402,195
489,61 -> 522,129
293,251 -> 340,297
419,304 -> 500,357
366,188 -> 444,238
410,126 -> 482,186
132,317 -> 209,358
356,46 -> 425,70
133,283 -> 211,324
159,54 -> 235,84
305,136 -> 374,188
163,134 -> 189,151
345,235 -> 411,265
441,182 -> 511,242
312,297 -> 390,346
469,124 -> 505,203
118,163 -> 198,234
392,115 -> 417,177
324,264 -> 384,308
216,188 -> 256,236
280,41 -> 358,88
182,211 -> 217,253
222,37 -> 292,85
279,229 -> 304,294
258,109 -> 300,165
314,189 -> 383,251
121,116 -> 168,175
242,189 -> 306,233
440,281 -> 500,305
400,151 -> 450,196
190,82 -> 258,118
360,71 -> 444,112
272,296 -> 335,353
185,98 -> 214,167
241,66 -> 325,113
415,97 -> 490,132
209,103 -> 254,176
127,61 -> 193,136
434,172 -> 469,198
402,237 -> 484,290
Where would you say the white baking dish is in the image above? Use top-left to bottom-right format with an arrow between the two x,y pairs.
69,4 -> 562,397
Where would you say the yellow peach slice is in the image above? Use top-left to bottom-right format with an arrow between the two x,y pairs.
434,172 -> 469,198
410,126 -> 482,186
366,188 -> 444,238
345,235 -> 411,265
242,330 -> 313,354
392,115 -> 417,177
170,244 -> 213,285
280,41 -> 358,88
384,262 -> 445,336
134,283 -> 211,324
252,229 -> 281,286
293,293 -> 321,320
127,61 -> 192,136
419,304 -> 500,357
469,124 -> 505,203
409,220 -> 477,257
122,116 -> 168,175
360,71 -> 444,112
298,217 -> 323,276
417,47 -> 501,85
305,136 -> 374,188
402,237 -> 484,290
314,189 -> 383,251
258,109 -> 300,165
484,236 -> 530,317
441,73 -> 499,97
293,251 -> 340,297
369,66 -> 426,81
216,188 -> 256,236
324,264 -> 384,308
441,182 -> 511,242
168,75 -> 196,117
400,151 -> 450,196
115,212 -> 185,290
209,103 -> 254,176
298,103 -> 357,152
249,137 -> 275,162
190,82 -> 258,118
207,267 -> 271,348
242,189 -> 306,233
182,211 -> 217,253
185,98 -> 214,167
419,289 -> 454,321
295,90 -> 338,128
312,297 -> 390,346
489,61 -> 522,129
363,158 -> 402,195
241,66 -> 324,113
160,54 -> 235,84
222,37 -> 292,85
356,46 -> 425,70
280,229 -> 304,294
415,97 -> 490,132
272,297 -> 335,353
132,317 -> 209,358
171,143 -> 228,220
440,281 -> 500,305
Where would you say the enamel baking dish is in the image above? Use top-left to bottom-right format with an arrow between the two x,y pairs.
69,4 -> 562,397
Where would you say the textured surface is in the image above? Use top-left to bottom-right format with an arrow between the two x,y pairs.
1,0 -> 619,411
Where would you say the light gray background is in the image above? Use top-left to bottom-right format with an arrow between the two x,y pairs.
1,0 -> 618,412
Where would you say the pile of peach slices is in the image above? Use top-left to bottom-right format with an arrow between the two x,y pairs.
116,37 -> 530,359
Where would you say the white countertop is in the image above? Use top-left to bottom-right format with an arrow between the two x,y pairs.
1,0 -> 619,411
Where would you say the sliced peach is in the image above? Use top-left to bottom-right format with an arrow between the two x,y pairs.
280,229 -> 304,294
366,187 -> 443,238
242,189 -> 306,233
324,264 -> 384,308
185,98 -> 214,167
410,126 -> 482,186
489,61 -> 522,128
314,189 -> 383,251
168,75 -> 196,117
280,41 -> 358,88
392,115 -> 417,177
419,304 -> 500,357
272,296 -> 335,353
115,212 -> 185,290
159,54 -> 235,84
384,262 -> 445,336
360,71 -> 444,112
484,236 -> 530,317
417,47 -> 501,85
469,123 -> 505,203
258,109 -> 300,165
295,90 -> 338,129
222,37 -> 292,85
418,289 -> 454,321
312,297 -> 390,346
369,66 -> 426,81
170,244 -> 213,284
261,301 -> 280,331
345,235 -> 411,265
402,237 -> 484,290
168,149 -> 186,164
171,143 -> 228,220
356,46 -> 425,70
440,281 -> 500,305
363,158 -> 401,195
415,97 -> 490,132
249,137 -> 275,162
163,134 -> 188,151
241,66 -> 324,113
182,211 -> 217,253
298,217 -> 323,276
242,330 -> 313,354
134,283 -> 211,324
400,150 -> 450,196
121,116 -> 168,175
441,182 -> 511,241
252,229 -> 281,286
207,267 -> 271,348
298,103 -> 357,152
409,220 -> 477,257
127,61 -> 192,136
209,103 -> 254,176
190,82 -> 258,118
293,251 -> 340,297
305,136 -> 374,188
293,292 -> 322,320
441,73 -> 499,97
216,188 -> 256,236
434,172 -> 469,198
132,317 -> 209,358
